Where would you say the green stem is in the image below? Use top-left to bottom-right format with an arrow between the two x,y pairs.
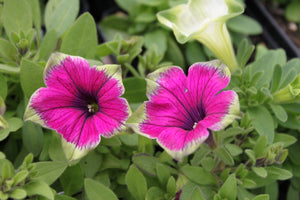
124,63 -> 141,78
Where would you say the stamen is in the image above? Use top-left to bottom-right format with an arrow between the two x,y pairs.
87,103 -> 99,113
193,122 -> 197,129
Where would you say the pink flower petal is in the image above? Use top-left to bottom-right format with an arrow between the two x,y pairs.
135,60 -> 240,161
202,90 -> 240,131
187,61 -> 231,108
24,53 -> 129,153
157,123 -> 209,161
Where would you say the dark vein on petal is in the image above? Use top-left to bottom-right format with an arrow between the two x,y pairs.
157,83 -> 197,124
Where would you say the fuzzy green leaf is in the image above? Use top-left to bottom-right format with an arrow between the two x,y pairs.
60,13 -> 97,58
125,165 -> 147,200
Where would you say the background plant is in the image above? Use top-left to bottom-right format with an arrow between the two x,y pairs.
0,0 -> 299,200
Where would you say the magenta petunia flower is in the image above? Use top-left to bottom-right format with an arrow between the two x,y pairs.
133,60 -> 240,161
24,53 -> 129,160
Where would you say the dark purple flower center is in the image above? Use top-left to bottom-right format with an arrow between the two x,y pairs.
73,90 -> 100,116
183,102 -> 206,131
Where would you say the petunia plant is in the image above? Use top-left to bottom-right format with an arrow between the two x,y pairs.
157,0 -> 244,72
130,60 -> 240,161
24,53 -> 130,161
0,0 -> 300,199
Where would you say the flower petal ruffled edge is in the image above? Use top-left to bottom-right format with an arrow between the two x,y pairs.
158,123 -> 209,162
24,88 -> 48,128
206,91 -> 240,131
62,137 -> 94,162
157,0 -> 244,44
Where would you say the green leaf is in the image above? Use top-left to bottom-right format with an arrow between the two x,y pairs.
249,49 -> 286,88
285,2 -> 300,23
145,187 -> 165,200
190,145 -> 211,166
55,194 -> 77,200
45,0 -> 79,37
36,30 -> 58,61
227,15 -> 262,35
22,121 -> 43,156
185,42 -> 206,65
144,30 -> 167,55
273,133 -> 297,148
287,184 -> 299,200
270,65 -> 282,93
156,163 -> 170,186
2,0 -> 32,39
254,135 -> 268,158
253,194 -> 270,200
20,59 -> 44,98
269,104 -> 288,122
9,188 -> 27,200
132,154 -> 158,176
0,39 -> 18,62
218,174 -> 237,200
80,151 -> 102,178
181,165 -> 218,186
165,37 -> 185,68
7,117 -> 23,132
247,105 -> 274,144
60,13 -> 97,59
123,77 -> 147,104
252,167 -> 267,178
12,170 -> 28,186
85,178 -> 118,200
236,39 -> 255,68
28,0 -> 41,43
0,75 -> 7,100
267,166 -> 292,180
166,176 -> 176,196
265,182 -> 278,200
23,181 -> 54,200
33,161 -> 67,185
224,144 -> 243,157
125,165 -> 148,200
0,64 -> 20,74
215,146 -> 235,166
48,132 -> 67,162
60,164 -> 83,196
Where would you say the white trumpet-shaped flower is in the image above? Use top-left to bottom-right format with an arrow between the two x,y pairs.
157,0 -> 244,72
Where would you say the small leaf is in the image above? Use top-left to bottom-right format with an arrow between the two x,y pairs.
0,39 -> 18,62
181,165 -> 217,186
9,188 -> 27,200
273,133 -> 297,148
215,146 -> 234,166
23,181 -> 54,200
36,30 -> 58,61
218,174 -> 237,200
145,187 -> 165,200
253,194 -> 270,200
248,105 -> 274,144
12,170 -> 29,186
60,164 -> 84,196
60,13 -> 97,59
156,163 -> 170,186
45,0 -> 79,37
7,117 -> 23,132
20,59 -> 44,98
252,167 -> 267,178
123,78 -> 147,103
285,1 -> 300,23
33,161 -> 67,185
166,176 -> 176,196
267,166 -> 292,180
22,121 -> 43,156
269,104 -> 288,122
270,65 -> 282,93
227,15 -> 262,35
2,0 -> 32,39
254,135 -> 268,158
125,165 -> 147,200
